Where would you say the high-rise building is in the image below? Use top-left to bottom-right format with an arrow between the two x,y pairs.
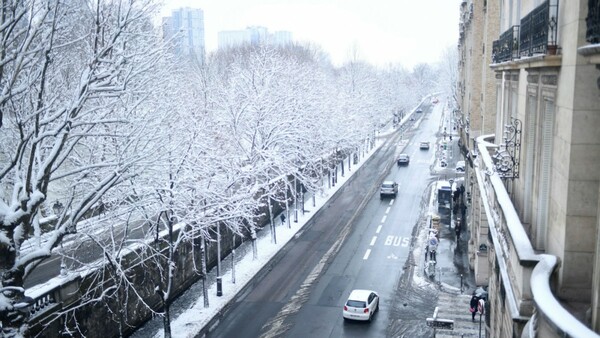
217,26 -> 292,49
456,0 -> 600,337
163,7 -> 205,63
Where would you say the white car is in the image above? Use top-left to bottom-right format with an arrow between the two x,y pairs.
380,181 -> 398,198
343,289 -> 379,322
456,160 -> 466,172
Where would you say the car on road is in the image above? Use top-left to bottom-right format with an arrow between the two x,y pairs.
456,160 -> 466,172
397,153 -> 410,165
416,108 -> 423,113
420,142 -> 430,150
380,181 -> 398,198
343,289 -> 379,322
432,97 -> 439,104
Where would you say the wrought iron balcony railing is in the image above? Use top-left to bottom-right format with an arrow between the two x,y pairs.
475,135 -> 598,338
492,0 -> 560,64
587,0 -> 600,43
493,26 -> 519,63
519,0 -> 559,57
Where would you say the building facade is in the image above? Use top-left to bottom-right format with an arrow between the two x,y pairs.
163,7 -> 205,63
218,26 -> 293,49
457,0 -> 600,337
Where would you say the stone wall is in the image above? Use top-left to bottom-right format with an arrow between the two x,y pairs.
28,186 -> 292,337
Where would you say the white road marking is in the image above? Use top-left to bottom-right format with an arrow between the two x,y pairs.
381,215 -> 387,223
384,236 -> 410,247
376,225 -> 382,234
363,249 -> 371,260
389,199 -> 394,206
385,207 -> 391,214
261,208 -> 354,337
370,236 -> 377,246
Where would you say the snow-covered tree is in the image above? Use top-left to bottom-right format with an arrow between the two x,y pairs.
0,1 -> 168,336
436,44 -> 459,106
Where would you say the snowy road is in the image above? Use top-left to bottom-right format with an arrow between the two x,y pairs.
202,103 -> 444,338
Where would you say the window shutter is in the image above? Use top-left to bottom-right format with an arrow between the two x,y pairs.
536,99 -> 554,249
523,95 -> 537,223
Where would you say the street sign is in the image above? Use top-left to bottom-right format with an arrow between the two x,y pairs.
426,318 -> 454,330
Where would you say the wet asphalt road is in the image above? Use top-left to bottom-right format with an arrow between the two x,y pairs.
204,103 -> 447,338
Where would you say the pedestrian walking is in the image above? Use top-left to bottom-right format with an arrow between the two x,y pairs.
428,233 -> 438,262
455,219 -> 462,239
470,293 -> 479,321
280,212 -> 286,226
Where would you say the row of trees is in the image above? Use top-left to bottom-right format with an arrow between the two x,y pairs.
0,1 -> 452,337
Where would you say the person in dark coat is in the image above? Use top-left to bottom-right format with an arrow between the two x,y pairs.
280,213 -> 286,226
470,293 -> 479,321
455,220 -> 462,239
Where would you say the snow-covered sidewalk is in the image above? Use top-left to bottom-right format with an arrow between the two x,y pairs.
132,143 -> 384,338
131,105 -> 431,338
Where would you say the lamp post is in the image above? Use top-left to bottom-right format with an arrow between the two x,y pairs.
52,202 -> 68,276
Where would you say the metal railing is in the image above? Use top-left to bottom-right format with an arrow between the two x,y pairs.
587,0 -> 600,43
519,0 -> 559,57
493,25 -> 520,63
475,135 -> 598,338
492,0 -> 560,64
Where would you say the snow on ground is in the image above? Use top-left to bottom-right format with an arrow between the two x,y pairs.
139,107 -> 433,337
136,131 -> 394,338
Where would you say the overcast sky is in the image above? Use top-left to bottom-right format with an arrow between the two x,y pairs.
162,0 -> 461,69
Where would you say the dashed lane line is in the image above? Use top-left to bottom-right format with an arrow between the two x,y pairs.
370,236 -> 377,246
376,225 -> 382,234
385,206 -> 391,214
381,215 -> 387,223
363,249 -> 371,260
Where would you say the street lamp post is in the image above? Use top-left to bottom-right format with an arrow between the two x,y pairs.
53,202 -> 68,277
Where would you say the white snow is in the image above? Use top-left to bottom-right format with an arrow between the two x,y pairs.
125,123 -> 412,337
140,139 -> 379,337
475,135 -> 598,337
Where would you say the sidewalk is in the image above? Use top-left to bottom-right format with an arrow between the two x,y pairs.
132,104 -> 429,338
419,104 -> 481,337
131,113 -> 423,337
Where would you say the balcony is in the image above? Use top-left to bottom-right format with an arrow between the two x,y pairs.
579,0 -> 600,64
474,135 -> 597,338
492,0 -> 559,64
586,0 -> 600,44
492,26 -> 519,63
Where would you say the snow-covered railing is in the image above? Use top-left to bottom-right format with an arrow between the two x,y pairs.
475,135 -> 598,338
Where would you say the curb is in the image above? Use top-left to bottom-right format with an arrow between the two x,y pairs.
195,138 -> 393,338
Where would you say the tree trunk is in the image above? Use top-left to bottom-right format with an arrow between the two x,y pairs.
201,238 -> 209,307
1,268 -> 29,338
163,301 -> 171,338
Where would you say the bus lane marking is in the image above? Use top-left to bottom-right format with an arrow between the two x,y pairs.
384,235 -> 410,247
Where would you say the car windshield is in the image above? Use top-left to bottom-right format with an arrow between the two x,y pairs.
346,300 -> 366,308
382,183 -> 394,188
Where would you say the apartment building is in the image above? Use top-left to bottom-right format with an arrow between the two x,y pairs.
218,26 -> 293,49
163,7 -> 206,63
457,0 -> 600,337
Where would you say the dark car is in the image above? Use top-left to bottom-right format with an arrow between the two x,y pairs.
416,108 -> 423,113
397,154 -> 410,165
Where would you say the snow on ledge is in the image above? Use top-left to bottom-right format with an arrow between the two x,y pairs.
476,135 -> 598,338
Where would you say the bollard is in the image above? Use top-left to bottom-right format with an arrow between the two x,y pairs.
216,277 -> 223,296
